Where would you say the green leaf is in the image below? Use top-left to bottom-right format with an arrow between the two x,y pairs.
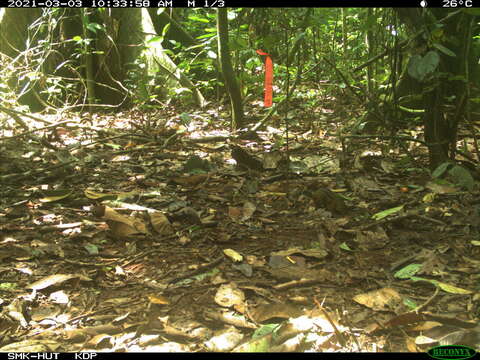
422,51 -> 440,72
432,161 -> 452,178
403,298 -> 418,309
162,23 -> 170,37
188,15 -> 209,23
394,263 -> 423,279
0,283 -> 17,291
147,36 -> 163,44
84,244 -> 99,255
339,242 -> 353,251
372,205 -> 404,220
437,281 -> 472,294
432,43 -> 456,57
408,51 -> 439,81
408,55 -> 423,81
86,22 -> 103,34
448,164 -> 475,190
196,33 -> 216,40
179,112 -> 192,125
252,324 -> 279,339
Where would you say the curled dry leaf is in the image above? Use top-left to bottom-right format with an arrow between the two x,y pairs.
149,212 -> 173,235
223,248 -> 243,262
102,206 -> 148,240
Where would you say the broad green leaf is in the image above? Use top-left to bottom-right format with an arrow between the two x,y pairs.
432,43 -> 456,57
448,165 -> 475,190
408,55 -> 423,81
437,281 -> 472,294
394,263 -> 422,279
252,324 -> 279,339
419,51 -> 440,77
432,161 -> 452,178
408,51 -> 439,81
86,22 -> 103,33
372,205 -> 404,220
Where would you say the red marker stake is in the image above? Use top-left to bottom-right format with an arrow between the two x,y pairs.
256,49 -> 273,107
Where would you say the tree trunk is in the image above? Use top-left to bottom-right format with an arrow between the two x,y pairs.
365,8 -> 374,97
217,8 -> 244,129
147,9 -> 196,48
395,8 -> 478,169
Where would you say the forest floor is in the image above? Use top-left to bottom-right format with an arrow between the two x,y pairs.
0,97 -> 479,352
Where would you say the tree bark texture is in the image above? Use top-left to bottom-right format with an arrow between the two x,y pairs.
217,8 -> 244,129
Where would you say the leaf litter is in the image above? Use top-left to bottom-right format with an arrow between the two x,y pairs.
0,105 -> 479,352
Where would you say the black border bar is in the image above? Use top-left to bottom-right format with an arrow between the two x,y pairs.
3,0 -> 476,7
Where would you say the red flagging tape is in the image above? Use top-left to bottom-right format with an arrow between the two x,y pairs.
256,49 -> 273,107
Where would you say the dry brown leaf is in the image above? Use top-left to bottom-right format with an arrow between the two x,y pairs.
147,294 -> 170,305
149,212 -> 173,235
103,206 -> 148,239
170,174 -> 209,187
353,287 -> 402,312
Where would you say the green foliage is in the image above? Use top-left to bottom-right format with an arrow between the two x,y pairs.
432,161 -> 476,191
408,51 -> 440,82
394,263 -> 423,279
